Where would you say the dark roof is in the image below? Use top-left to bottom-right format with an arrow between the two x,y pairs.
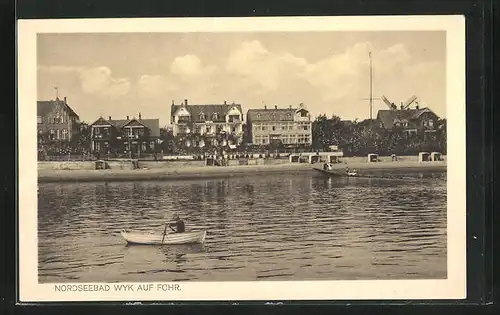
37,99 -> 79,119
247,107 -> 308,122
377,107 -> 436,129
171,103 -> 243,123
90,117 -> 160,137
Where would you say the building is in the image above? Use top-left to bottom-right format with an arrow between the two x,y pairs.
246,103 -> 312,146
89,113 -> 160,157
170,99 -> 244,148
376,105 -> 440,136
37,97 -> 81,141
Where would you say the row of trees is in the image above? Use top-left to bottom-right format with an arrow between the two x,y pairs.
38,115 -> 447,159
311,114 -> 447,156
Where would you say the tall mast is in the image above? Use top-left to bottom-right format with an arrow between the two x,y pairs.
369,51 -> 373,121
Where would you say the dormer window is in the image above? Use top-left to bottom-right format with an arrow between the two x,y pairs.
271,113 -> 276,120
199,113 -> 206,121
257,113 -> 261,119
212,113 -> 219,120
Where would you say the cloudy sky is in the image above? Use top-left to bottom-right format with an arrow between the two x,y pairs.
37,31 -> 446,127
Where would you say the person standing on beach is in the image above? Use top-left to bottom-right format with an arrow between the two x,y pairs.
167,214 -> 185,233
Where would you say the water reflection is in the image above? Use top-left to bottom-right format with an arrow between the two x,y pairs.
38,171 -> 447,283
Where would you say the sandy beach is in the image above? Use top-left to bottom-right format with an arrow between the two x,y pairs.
37,160 -> 447,183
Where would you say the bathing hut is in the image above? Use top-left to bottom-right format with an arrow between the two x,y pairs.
367,153 -> 378,162
418,152 -> 431,162
299,152 -> 344,164
431,152 -> 442,161
289,154 -> 300,163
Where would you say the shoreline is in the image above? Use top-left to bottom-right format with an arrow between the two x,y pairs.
38,161 -> 447,183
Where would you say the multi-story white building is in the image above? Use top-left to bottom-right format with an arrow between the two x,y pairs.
246,103 -> 312,146
170,99 -> 244,148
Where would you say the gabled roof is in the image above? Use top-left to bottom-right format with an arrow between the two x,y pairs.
90,117 -> 160,137
247,107 -> 304,122
37,99 -> 79,119
171,103 -> 243,123
377,107 -> 437,129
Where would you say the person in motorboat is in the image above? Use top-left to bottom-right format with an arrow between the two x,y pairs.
167,214 -> 185,233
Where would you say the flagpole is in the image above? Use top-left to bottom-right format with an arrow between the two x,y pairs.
369,52 -> 373,121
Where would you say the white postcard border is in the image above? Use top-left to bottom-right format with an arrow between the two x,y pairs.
17,15 -> 466,302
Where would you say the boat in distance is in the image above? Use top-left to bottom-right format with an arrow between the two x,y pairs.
312,167 -> 357,177
120,230 -> 207,245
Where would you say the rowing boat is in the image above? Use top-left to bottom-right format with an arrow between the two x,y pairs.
312,167 -> 355,177
120,230 -> 207,245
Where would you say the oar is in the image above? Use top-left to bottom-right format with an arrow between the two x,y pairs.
161,223 -> 178,244
161,224 -> 169,244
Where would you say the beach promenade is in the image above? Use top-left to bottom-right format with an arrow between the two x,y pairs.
38,157 -> 447,183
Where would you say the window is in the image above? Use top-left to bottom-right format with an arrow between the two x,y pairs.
212,113 -> 219,120
150,141 -> 155,149
303,126 -> 308,131
271,114 -> 276,120
200,114 -> 206,121
62,129 -> 68,140
206,126 -> 211,133
262,126 -> 267,131
141,142 -> 147,152
56,129 -> 60,139
428,120 -> 434,128
232,126 -> 236,133
257,113 -> 261,118
37,116 -> 42,124
272,126 -> 276,131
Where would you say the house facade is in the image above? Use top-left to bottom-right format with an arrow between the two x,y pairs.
89,113 -> 160,157
376,106 -> 440,136
170,99 -> 244,148
37,97 -> 81,141
246,104 -> 312,146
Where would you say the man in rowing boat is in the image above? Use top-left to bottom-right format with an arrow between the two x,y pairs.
167,214 -> 185,233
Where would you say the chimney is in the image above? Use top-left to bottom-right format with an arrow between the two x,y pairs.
172,100 -> 174,105
108,116 -> 111,121
126,115 -> 129,120
64,96 -> 67,104
139,112 -> 142,120
416,104 -> 419,110
289,105 -> 292,109
275,105 -> 278,109
184,99 -> 188,106
224,100 -> 227,105
264,105 -> 267,110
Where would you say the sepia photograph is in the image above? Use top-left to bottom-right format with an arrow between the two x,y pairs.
17,16 -> 466,301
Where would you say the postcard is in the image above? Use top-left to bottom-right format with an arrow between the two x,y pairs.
17,15 -> 466,302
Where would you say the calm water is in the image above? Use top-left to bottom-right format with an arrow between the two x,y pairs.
38,171 -> 447,283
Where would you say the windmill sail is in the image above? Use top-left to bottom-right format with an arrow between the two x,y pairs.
403,95 -> 418,110
381,95 -> 397,110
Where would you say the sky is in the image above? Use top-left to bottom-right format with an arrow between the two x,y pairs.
37,31 -> 446,127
